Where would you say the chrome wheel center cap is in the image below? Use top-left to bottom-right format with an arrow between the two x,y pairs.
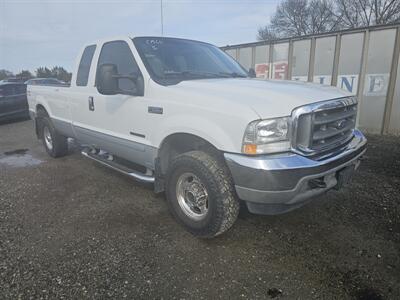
43,126 -> 53,150
176,173 -> 208,220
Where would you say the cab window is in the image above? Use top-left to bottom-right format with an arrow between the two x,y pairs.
96,40 -> 141,92
76,45 -> 96,86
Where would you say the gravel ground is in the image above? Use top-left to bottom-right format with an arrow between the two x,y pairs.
0,119 -> 399,299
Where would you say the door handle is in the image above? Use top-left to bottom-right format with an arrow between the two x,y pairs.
88,96 -> 94,111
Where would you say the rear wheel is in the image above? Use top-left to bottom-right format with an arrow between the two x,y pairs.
39,115 -> 68,158
166,150 -> 239,238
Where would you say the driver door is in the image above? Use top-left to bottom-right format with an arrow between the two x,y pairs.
79,40 -> 152,167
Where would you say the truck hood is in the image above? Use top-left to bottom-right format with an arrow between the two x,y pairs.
167,78 -> 351,119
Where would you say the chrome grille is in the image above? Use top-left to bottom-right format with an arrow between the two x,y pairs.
293,97 -> 357,156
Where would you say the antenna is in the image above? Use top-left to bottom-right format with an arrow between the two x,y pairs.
160,0 -> 164,36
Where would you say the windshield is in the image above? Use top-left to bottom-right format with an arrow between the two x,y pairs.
133,37 -> 248,85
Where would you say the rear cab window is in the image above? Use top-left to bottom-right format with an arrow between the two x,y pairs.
76,45 -> 96,86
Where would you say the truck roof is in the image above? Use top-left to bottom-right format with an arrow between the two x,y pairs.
85,36 -> 214,47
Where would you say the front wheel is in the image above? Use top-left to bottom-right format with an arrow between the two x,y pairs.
166,151 -> 239,238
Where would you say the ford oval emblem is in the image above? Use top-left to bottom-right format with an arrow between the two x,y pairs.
336,120 -> 346,129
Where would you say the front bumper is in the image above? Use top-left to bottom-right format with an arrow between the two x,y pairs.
224,130 -> 367,215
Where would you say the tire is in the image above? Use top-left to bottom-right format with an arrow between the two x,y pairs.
38,114 -> 68,158
165,150 -> 240,238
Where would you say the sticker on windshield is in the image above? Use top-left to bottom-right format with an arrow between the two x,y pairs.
146,39 -> 163,50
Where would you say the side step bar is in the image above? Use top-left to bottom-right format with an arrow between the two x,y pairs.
81,149 -> 155,183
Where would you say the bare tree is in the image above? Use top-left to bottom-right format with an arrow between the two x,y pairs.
257,0 -> 400,41
270,0 -> 310,37
258,0 -> 338,40
257,25 -> 278,41
333,0 -> 400,27
309,0 -> 340,33
373,0 -> 400,24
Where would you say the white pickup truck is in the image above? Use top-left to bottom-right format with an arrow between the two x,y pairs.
28,36 -> 367,237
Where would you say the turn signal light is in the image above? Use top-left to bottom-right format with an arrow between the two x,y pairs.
243,144 -> 257,155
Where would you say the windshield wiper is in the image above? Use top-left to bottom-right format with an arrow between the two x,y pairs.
163,70 -> 231,78
218,71 -> 247,78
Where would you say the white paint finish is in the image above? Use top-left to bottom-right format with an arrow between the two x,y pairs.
28,36 -> 351,155
159,77 -> 350,119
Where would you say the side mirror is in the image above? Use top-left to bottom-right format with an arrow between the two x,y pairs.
97,63 -> 144,96
248,68 -> 256,78
97,64 -> 118,95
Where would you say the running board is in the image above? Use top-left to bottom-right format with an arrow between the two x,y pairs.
81,149 -> 155,183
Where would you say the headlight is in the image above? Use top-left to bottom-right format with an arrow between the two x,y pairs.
242,117 -> 291,154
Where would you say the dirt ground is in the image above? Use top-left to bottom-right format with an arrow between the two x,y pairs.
0,119 -> 399,299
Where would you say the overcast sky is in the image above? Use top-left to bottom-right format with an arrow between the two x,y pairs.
0,0 -> 280,74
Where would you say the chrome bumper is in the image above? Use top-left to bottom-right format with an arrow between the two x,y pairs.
224,130 -> 367,215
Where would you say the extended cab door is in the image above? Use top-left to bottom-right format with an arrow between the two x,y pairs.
73,40 -> 155,169
68,44 -> 98,139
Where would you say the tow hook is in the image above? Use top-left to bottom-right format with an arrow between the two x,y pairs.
308,177 -> 327,189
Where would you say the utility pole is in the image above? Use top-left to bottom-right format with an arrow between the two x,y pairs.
160,0 -> 164,36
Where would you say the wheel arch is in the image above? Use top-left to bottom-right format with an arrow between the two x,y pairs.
34,103 -> 50,138
36,103 -> 49,115
157,132 -> 224,176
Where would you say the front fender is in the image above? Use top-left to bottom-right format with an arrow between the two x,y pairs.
154,114 -> 241,152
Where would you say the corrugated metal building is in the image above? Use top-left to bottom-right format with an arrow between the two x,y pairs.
221,24 -> 400,135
